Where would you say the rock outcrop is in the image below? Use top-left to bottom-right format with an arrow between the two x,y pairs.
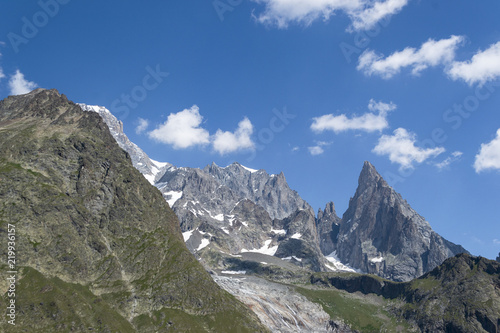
335,161 -> 467,281
316,202 -> 342,256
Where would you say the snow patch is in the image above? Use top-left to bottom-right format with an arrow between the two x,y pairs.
164,191 -> 182,207
370,257 -> 385,263
182,230 -> 194,242
282,256 -> 302,262
221,270 -> 246,275
221,227 -> 230,235
213,213 -> 224,222
144,174 -> 156,185
240,239 -> 278,256
271,228 -> 286,235
290,233 -> 302,239
151,158 -> 169,169
241,165 -> 258,173
325,251 -> 357,272
196,238 -> 210,251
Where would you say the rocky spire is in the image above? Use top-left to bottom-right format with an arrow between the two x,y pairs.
336,161 -> 468,282
316,202 -> 341,255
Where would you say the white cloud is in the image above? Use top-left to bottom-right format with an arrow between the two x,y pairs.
308,146 -> 324,155
8,70 -> 38,95
435,151 -> 463,170
372,128 -> 445,169
148,105 -> 210,149
358,35 -> 464,78
308,141 -> 331,155
349,0 -> 408,31
311,99 -> 395,133
493,239 -> 500,245
252,0 -> 409,31
474,129 -> 500,173
135,118 -> 149,135
447,41 -> 500,86
213,117 -> 255,155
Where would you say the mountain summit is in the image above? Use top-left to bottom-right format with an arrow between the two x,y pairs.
334,161 -> 467,281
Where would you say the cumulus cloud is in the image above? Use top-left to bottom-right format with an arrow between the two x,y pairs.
252,0 -> 409,31
357,35 -> 464,78
474,129 -> 500,173
447,41 -> 500,86
311,99 -> 395,133
349,0 -> 408,31
135,118 -> 149,135
8,70 -> 38,95
372,128 -> 445,169
308,146 -> 324,155
435,151 -> 463,170
148,105 -> 210,149
213,117 -> 255,155
308,141 -> 331,156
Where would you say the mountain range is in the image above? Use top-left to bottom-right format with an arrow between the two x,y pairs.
80,101 -> 467,282
1,89 -> 498,332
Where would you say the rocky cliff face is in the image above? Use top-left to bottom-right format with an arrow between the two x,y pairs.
497,253 -> 500,262
0,89 -> 266,332
156,162 -> 326,271
202,162 -> 313,220
335,161 -> 467,282
316,202 -> 341,256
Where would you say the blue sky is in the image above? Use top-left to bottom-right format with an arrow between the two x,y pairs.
1,1 -> 500,259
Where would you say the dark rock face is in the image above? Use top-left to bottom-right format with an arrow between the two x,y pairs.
496,252 -> 500,262
335,161 -> 467,281
0,89 -> 266,332
316,202 -> 341,255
